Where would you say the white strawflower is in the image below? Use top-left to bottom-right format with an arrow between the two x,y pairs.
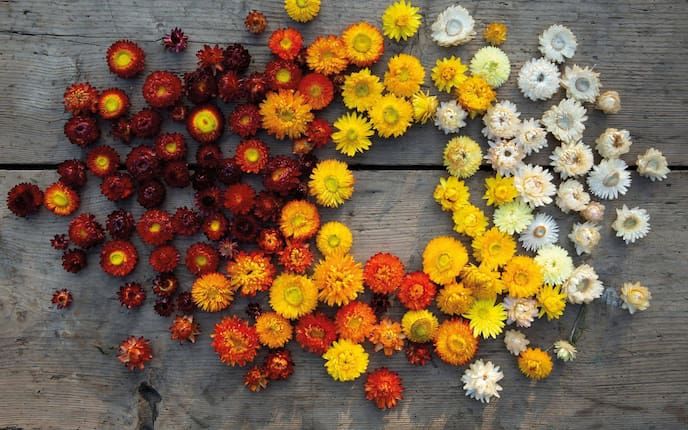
535,245 -> 574,286
541,98 -> 587,144
596,90 -> 621,114
587,158 -> 631,200
493,201 -> 533,235
554,340 -> 577,362
518,58 -> 560,101
503,297 -> 539,328
562,264 -> 603,304
515,118 -> 548,155
482,101 -> 521,140
595,128 -> 632,159
569,221 -> 601,255
550,141 -> 594,179
619,282 -> 652,314
485,139 -> 525,177
560,64 -> 601,103
513,164 -> 556,208
556,179 -> 590,213
637,148 -> 670,182
611,204 -> 650,244
431,5 -> 475,47
519,213 -> 559,252
539,24 -> 577,63
504,329 -> 530,356
461,360 -> 504,403
434,100 -> 467,134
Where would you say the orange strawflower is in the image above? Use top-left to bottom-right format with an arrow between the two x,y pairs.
484,22 -> 508,46
297,73 -> 334,110
313,253 -> 365,306
279,200 -> 320,241
335,301 -> 377,343
260,89 -> 314,140
118,336 -> 152,371
518,347 -> 554,380
211,316 -> 260,367
191,272 -> 234,312
306,35 -> 348,76
456,75 -> 496,118
278,241 -> 314,274
341,22 -> 385,67
364,368 -> 404,410
169,315 -> 201,344
433,319 -> 478,366
226,251 -> 275,297
295,312 -> 337,354
255,311 -> 293,348
64,82 -> 98,116
44,182 -> 80,216
363,252 -> 405,294
369,318 -> 405,356
268,28 -> 304,60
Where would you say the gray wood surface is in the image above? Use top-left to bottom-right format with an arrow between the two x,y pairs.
1,0 -> 687,429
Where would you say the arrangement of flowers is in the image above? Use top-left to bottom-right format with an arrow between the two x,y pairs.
6,0 -> 664,409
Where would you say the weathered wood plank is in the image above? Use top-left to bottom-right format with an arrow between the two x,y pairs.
0,169 -> 686,429
1,0 -> 686,165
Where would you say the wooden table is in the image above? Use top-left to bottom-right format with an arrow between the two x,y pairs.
1,1 -> 687,428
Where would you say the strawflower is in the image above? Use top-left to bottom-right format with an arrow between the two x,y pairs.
402,309 -> 439,343
306,35 -> 348,76
483,174 -> 518,206
461,360 -> 503,403
433,176 -> 470,212
313,253 -> 364,306
620,282 -> 652,314
422,236 -> 469,285
431,56 -> 468,93
341,69 -> 384,112
284,0 -> 320,23
463,299 -> 507,339
335,301 -> 377,343
537,284 -> 567,320
309,159 -> 355,208
433,319 -> 478,366
443,136 -> 482,178
452,204 -> 488,238
316,221 -> 353,257
381,0 -> 422,42
191,272 -> 234,312
554,340 -> 577,362
323,339 -> 369,382
211,316 -> 260,367
255,311 -> 293,348
260,89 -> 314,140
436,282 -> 474,316
518,347 -> 553,380
456,75 -> 496,117
470,46 -> 511,88
384,53 -> 425,97
341,22 -> 385,67
364,368 -> 404,409
369,318 -> 406,356
364,252 -> 405,294
411,90 -> 439,124
369,94 -> 414,138
471,227 -> 516,270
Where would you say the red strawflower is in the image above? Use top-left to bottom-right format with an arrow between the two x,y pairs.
118,282 -> 146,308
118,336 -> 152,371
64,115 -> 100,147
191,167 -> 215,191
149,245 -> 180,273
50,234 -> 69,250
335,301 -> 377,344
6,182 -> 43,217
210,315 -> 260,367
100,240 -> 138,277
397,271 -> 437,310
243,366 -> 269,392
169,102 -> 188,122
126,145 -> 160,182
240,72 -> 268,103
257,228 -> 284,255
154,132 -> 187,161
223,182 -> 256,215
216,158 -> 242,185
231,214 -> 260,243
136,209 -> 174,246
86,145 -> 120,178
162,161 -> 191,188
224,43 -> 251,74
171,207 -> 201,236
268,28 -> 303,60
265,59 -> 302,91
217,71 -> 243,102
176,291 -> 195,314
245,10 -> 268,35
364,368 -> 404,410
130,108 -> 162,139
186,104 -> 224,143
136,179 -> 168,210
43,182 -> 79,216
202,211 -> 229,241
152,272 -> 179,297
111,117 -> 133,143
184,69 -> 218,105
64,82 -> 98,116
51,289 -> 73,309
405,342 -> 434,366
107,40 -> 145,79
277,241 -> 313,274
263,156 -> 302,194
62,248 -> 87,273
194,186 -> 223,215
101,172 -> 135,202
185,242 -> 220,275
305,118 -> 332,149
217,238 -> 239,260
295,312 -> 337,355
68,213 -> 105,249
170,315 -> 201,344
196,144 -> 223,169
143,71 -> 182,109
106,209 -> 135,240
298,73 -> 334,110
57,159 -> 87,189
363,252 -> 405,295
98,88 -> 130,120
196,44 -> 225,75
163,27 -> 188,53
234,139 -> 270,174
154,296 -> 175,317
253,191 -> 283,222
263,348 -> 294,380
228,104 -> 261,138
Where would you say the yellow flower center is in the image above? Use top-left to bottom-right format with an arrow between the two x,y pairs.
296,0 -> 309,7
353,33 -> 372,53
280,38 -> 293,50
222,332 -> 247,351
276,68 -> 292,84
476,305 -> 490,319
290,214 -> 306,229
193,111 -> 218,134
437,253 -> 451,270
628,289 -> 645,305
52,191 -> 68,207
308,327 -> 325,339
284,284 -> 304,306
195,255 -> 208,267
95,155 -> 110,169
109,250 -> 125,266
210,220 -> 221,231
448,334 -> 467,352
149,223 -> 161,233
165,142 -> 177,154
327,235 -> 340,247
156,86 -> 168,97
410,283 -> 424,299
103,96 -> 121,113
309,85 -> 322,98
383,106 -> 399,124
398,68 -> 410,82
441,67 -> 456,81
345,128 -> 358,142
277,108 -> 295,122
354,83 -> 370,97
488,242 -> 502,255
514,271 -> 529,286
245,148 -> 260,163
410,319 -> 431,339
543,296 -> 560,312
114,50 -> 133,67
324,176 -> 340,193
395,14 -> 410,28
347,316 -> 362,330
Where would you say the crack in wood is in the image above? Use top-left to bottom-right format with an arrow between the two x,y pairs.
137,382 -> 161,430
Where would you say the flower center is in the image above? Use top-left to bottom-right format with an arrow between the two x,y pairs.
95,155 -> 110,169
623,216 -> 638,229
149,223 -> 161,233
103,96 -> 121,113
354,83 -> 370,97
194,111 -> 218,133
324,176 -> 340,192
276,69 -> 292,84
210,220 -> 221,231
245,148 -> 260,163
556,113 -> 573,130
603,171 -> 620,187
165,142 -> 177,154
195,255 -> 208,267
346,128 -> 358,142
277,108 -> 295,122
441,67 -> 455,81
291,214 -> 306,229
280,38 -> 293,50
437,253 -> 451,269
448,334 -> 467,352
398,68 -> 410,82
383,106 -> 399,124
327,235 -> 340,247
514,272 -> 529,286
410,319 -> 431,340
488,242 -> 502,255
575,278 -> 593,293
353,33 -> 372,53
395,14 -> 410,28
575,77 -> 590,92
296,0 -> 309,7
629,290 -> 644,305
114,50 -> 133,67
533,225 -> 547,238
109,250 -> 125,266
552,33 -> 566,50
309,85 -> 322,97
53,192 -> 68,207
284,285 -> 304,306
445,18 -> 463,36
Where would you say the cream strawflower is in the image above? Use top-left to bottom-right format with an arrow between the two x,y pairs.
431,5 -> 475,47
562,264 -> 603,304
555,179 -> 590,213
470,46 -> 511,88
482,101 -> 521,140
504,329 -> 530,356
493,201 -> 533,235
611,204 -> 650,244
554,340 -> 577,362
485,139 -> 525,177
587,158 -> 631,200
518,58 -> 560,101
620,282 -> 651,314
539,24 -> 577,63
637,148 -> 670,182
568,221 -> 601,255
515,118 -> 548,155
503,297 -> 539,328
513,164 -> 556,208
581,201 -> 606,223
541,98 -> 587,144
595,128 -> 632,159
434,100 -> 467,134
461,359 -> 504,404
535,245 -> 574,286
596,90 -> 621,114
561,64 -> 601,103
550,141 -> 594,179
519,213 -> 559,252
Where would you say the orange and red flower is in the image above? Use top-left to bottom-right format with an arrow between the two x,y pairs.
64,82 -> 98,116
268,28 -> 304,60
335,301 -> 377,344
100,240 -> 138,277
118,336 -> 152,371
98,88 -> 130,119
86,145 -> 120,177
210,316 -> 260,367
298,73 -> 334,110
185,242 -> 220,275
397,271 -> 437,310
118,282 -> 146,308
364,368 -> 404,409
107,40 -> 145,78
277,241 -> 314,274
228,104 -> 262,138
136,209 -> 173,246
142,71 -> 182,108
186,104 -> 224,144
51,289 -> 73,309
169,315 -> 201,344
223,182 -> 256,215
235,138 -> 270,174
295,312 -> 337,354
149,245 -> 180,273
363,252 -> 405,295
44,182 -> 80,216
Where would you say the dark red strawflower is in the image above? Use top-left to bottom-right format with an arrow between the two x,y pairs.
111,117 -> 133,143
217,238 -> 239,260
68,213 -> 105,249
155,132 -> 187,161
101,172 -> 135,202
186,104 -> 224,144
405,342 -> 434,366
306,118 -> 333,149
118,336 -> 153,371
295,312 -> 337,354
184,69 -> 218,105
290,180 -> 310,200
216,158 -> 242,185
64,82 -> 98,116
154,296 -> 175,317
136,209 -> 174,246
257,228 -> 284,255
51,289 -> 73,309
196,144 -> 223,169
118,282 -> 146,308
64,115 -> 100,147
217,71 -> 244,103
241,72 -> 268,103
370,293 -> 391,316
265,59 -> 302,91
243,366 -> 269,392
107,40 -> 145,79
331,73 -> 346,95
196,44 -> 225,74
194,186 -> 223,215
235,138 -> 270,174
191,167 -> 215,191
143,71 -> 183,109
62,248 -> 87,273
98,88 -> 130,120
106,209 -> 135,240
136,179 -> 166,209
185,242 -> 220,275
263,156 -> 302,194
263,349 -> 294,380
169,314 -> 201,344
223,182 -> 256,215
202,211 -> 229,241
230,214 -> 260,243
176,291 -> 194,314
171,207 -> 201,236
253,191 -> 283,222
126,145 -> 161,182
244,10 -> 268,35
149,245 -> 180,273
163,27 -> 188,53
245,302 -> 263,320
130,108 -> 162,139
298,153 -> 319,177
224,43 -> 251,74
162,161 -> 191,188
51,234 -> 69,250
228,103 -> 261,138
152,272 -> 179,297
100,240 -> 138,277
6,182 -> 43,217
57,159 -> 88,189
169,102 -> 188,122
